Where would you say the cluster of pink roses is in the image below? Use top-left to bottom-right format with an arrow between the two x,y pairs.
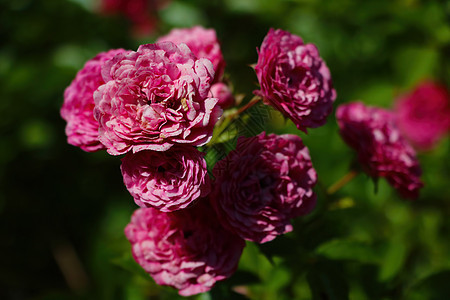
61,24 -> 446,295
61,26 -> 333,295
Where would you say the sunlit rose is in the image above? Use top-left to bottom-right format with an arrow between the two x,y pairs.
94,42 -> 222,155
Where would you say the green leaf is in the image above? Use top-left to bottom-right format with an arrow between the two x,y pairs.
406,270 -> 450,300
316,239 -> 380,264
238,242 -> 273,275
378,240 -> 408,281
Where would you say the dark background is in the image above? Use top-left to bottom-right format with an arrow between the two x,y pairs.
0,0 -> 449,299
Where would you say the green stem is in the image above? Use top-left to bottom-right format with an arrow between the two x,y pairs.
227,95 -> 261,120
326,170 -> 358,195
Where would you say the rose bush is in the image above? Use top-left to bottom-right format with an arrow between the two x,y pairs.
61,48 -> 129,152
93,42 -> 222,155
336,102 -> 423,199
254,28 -> 336,132
124,200 -> 245,296
57,16 -> 442,297
120,146 -> 210,212
211,132 -> 317,243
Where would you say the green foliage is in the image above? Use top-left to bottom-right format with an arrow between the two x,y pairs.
0,0 -> 449,299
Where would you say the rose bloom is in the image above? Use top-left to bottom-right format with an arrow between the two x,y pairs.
336,102 -> 423,199
61,48 -> 129,152
211,132 -> 317,243
394,81 -> 450,151
254,28 -> 336,132
121,146 -> 210,212
94,42 -> 222,155
210,82 -> 235,109
125,200 -> 245,296
157,26 -> 225,82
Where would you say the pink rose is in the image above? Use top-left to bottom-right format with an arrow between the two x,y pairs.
61,48 -> 129,152
336,102 -> 423,199
254,28 -> 336,132
124,200 -> 245,296
394,81 -> 450,151
210,82 -> 235,109
211,132 -> 317,243
157,26 -> 226,82
94,42 -> 222,155
121,146 -> 210,212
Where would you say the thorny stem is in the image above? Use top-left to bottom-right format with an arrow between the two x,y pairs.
326,170 -> 359,195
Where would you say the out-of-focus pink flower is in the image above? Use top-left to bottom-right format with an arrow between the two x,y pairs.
124,200 -> 245,296
157,26 -> 226,82
394,81 -> 450,151
254,28 -> 336,132
210,82 -> 235,109
211,132 -> 317,243
121,146 -> 210,211
100,0 -> 169,36
336,102 -> 423,199
61,48 -> 129,152
94,42 -> 222,155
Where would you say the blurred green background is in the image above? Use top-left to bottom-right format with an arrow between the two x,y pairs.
0,0 -> 449,299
